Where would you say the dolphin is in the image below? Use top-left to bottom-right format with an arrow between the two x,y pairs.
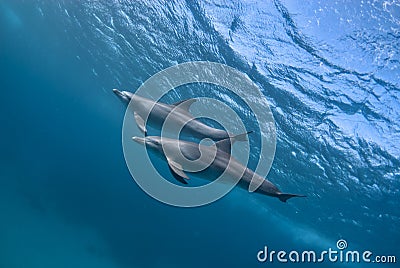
113,89 -> 233,141
131,134 -> 306,203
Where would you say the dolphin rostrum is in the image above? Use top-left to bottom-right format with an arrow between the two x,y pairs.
131,134 -> 306,203
113,89 -> 233,141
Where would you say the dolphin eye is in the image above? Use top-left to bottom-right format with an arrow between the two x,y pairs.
150,139 -> 159,146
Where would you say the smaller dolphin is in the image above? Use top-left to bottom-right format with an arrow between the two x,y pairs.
113,89 -> 233,141
132,134 -> 306,203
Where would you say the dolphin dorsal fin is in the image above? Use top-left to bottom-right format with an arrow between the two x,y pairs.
172,98 -> 197,113
215,131 -> 253,154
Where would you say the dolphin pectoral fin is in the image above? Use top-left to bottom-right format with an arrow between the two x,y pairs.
167,159 -> 189,184
168,166 -> 189,185
172,98 -> 197,113
278,193 -> 306,203
215,131 -> 253,153
134,112 -> 147,134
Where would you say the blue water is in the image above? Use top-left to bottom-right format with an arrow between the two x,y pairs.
1,0 -> 399,267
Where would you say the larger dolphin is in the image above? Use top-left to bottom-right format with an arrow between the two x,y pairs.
131,134 -> 306,203
113,89 -> 232,140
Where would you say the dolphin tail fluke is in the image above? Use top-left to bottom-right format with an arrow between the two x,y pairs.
278,193 -> 306,203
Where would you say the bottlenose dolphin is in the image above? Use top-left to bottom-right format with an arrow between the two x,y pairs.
113,89 -> 232,141
131,134 -> 306,203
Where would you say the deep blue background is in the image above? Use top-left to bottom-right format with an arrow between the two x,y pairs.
1,0 -> 399,267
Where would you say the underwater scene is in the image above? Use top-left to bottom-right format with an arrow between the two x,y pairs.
0,0 -> 399,267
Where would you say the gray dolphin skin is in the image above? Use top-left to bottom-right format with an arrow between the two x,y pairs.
113,89 -> 231,140
132,135 -> 306,203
